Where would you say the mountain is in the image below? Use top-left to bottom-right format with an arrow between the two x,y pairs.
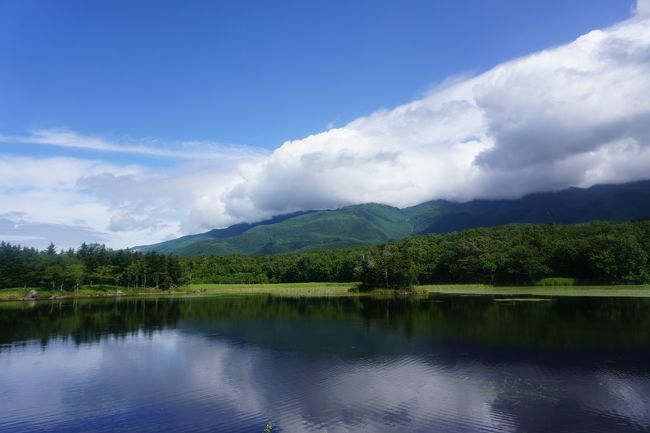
404,180 -> 650,233
137,180 -> 650,256
138,203 -> 413,256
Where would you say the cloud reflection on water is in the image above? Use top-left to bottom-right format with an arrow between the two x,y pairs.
2,328 -> 650,433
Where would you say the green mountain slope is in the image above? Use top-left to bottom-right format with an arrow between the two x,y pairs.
138,180 -> 650,256
138,203 -> 413,255
404,180 -> 650,233
137,211 -> 315,255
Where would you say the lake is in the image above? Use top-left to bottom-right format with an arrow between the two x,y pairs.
1,294 -> 649,432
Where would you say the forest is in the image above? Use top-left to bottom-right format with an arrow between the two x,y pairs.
1,220 -> 649,292
0,243 -> 183,291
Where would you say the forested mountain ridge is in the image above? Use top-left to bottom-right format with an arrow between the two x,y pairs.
140,210 -> 316,255
138,203 -> 413,255
137,180 -> 650,256
404,180 -> 650,233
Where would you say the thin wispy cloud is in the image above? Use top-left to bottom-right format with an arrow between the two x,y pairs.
0,129 -> 267,161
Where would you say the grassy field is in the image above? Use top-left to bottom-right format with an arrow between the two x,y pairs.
0,286 -> 188,302
419,284 -> 650,298
3,282 -> 650,302
187,282 -> 358,297
185,283 -> 650,298
0,283 -> 358,301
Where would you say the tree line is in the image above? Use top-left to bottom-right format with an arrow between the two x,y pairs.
357,220 -> 650,289
183,221 -> 650,289
1,220 -> 649,291
0,242 -> 183,291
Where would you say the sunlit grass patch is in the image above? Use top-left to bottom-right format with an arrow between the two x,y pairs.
536,277 -> 576,286
186,282 -> 358,297
419,284 -> 650,298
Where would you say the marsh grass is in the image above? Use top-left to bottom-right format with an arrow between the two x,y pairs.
0,288 -> 41,301
419,284 -> 650,298
188,282 -> 358,297
536,277 -> 577,286
0,285 -> 187,302
4,282 -> 650,302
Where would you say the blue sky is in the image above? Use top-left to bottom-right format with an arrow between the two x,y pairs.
1,0 -> 649,248
0,0 -> 633,152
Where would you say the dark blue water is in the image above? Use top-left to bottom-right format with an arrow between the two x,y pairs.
1,295 -> 650,432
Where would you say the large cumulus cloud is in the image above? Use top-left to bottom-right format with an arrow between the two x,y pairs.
3,6 -> 650,247
637,0 -> 650,16
218,15 -> 650,224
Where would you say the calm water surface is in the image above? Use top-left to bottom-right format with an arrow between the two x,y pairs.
1,295 -> 650,433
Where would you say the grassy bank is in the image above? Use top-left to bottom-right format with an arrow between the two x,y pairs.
419,284 -> 650,298
187,282 -> 357,297
189,283 -> 650,298
0,282 -> 358,301
4,282 -> 650,302
0,286 -> 188,302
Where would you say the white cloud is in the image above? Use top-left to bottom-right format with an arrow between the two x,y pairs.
0,214 -> 108,250
2,12 -> 650,248
0,129 -> 266,161
0,154 -> 255,248
0,156 -> 152,249
636,0 -> 650,17
222,16 -> 650,219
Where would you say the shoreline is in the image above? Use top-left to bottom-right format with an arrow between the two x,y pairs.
418,284 -> 650,298
3,282 -> 650,302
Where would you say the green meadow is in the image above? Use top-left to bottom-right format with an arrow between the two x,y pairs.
4,282 -> 650,302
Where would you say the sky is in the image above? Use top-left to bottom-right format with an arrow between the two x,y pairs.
1,0 -> 649,249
